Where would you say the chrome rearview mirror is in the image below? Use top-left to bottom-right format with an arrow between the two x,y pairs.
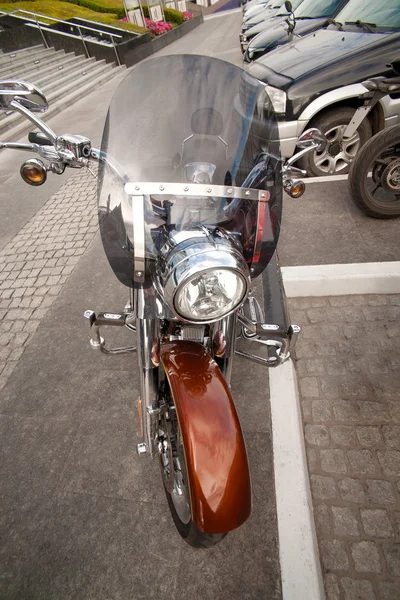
297,128 -> 328,152
0,80 -> 48,113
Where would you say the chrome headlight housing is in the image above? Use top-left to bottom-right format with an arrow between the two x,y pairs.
264,85 -> 287,115
161,231 -> 250,323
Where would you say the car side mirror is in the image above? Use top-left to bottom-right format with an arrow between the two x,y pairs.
284,1 -> 292,13
297,128 -> 328,152
0,80 -> 48,112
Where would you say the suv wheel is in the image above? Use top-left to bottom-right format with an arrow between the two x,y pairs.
298,107 -> 372,177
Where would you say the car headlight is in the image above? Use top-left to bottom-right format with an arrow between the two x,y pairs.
161,231 -> 250,323
265,85 -> 286,114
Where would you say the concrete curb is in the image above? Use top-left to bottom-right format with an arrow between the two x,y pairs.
269,360 -> 325,600
282,262 -> 400,297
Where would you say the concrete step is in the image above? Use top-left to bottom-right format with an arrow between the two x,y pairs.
0,44 -> 43,60
0,55 -> 99,126
0,58 -> 113,133
0,46 -> 58,75
0,48 -> 69,80
0,52 -> 95,125
0,63 -> 126,142
0,44 -> 44,67
0,43 -> 48,63
0,52 -> 94,89
23,55 -> 97,90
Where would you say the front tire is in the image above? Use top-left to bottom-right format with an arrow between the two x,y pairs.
348,125 -> 400,218
159,384 -> 227,548
298,107 -> 372,177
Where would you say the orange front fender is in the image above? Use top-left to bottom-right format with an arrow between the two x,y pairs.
160,341 -> 251,534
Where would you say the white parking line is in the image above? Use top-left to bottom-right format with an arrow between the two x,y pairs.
304,174 -> 348,183
269,360 -> 325,600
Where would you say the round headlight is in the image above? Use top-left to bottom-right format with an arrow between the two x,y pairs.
175,268 -> 247,322
162,232 -> 250,323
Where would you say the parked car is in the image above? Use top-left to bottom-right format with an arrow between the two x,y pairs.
243,0 -> 287,20
243,0 -> 350,60
246,0 -> 400,176
242,0 -> 302,28
241,0 -> 304,52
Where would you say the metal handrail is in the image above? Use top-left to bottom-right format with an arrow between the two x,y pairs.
0,8 -> 125,65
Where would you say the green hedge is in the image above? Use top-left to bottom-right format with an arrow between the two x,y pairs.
60,0 -> 125,19
163,7 -> 183,24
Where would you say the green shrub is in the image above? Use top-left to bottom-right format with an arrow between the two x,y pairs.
60,0 -> 125,19
163,7 -> 183,24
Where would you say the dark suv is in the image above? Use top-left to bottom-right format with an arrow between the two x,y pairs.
247,0 -> 400,176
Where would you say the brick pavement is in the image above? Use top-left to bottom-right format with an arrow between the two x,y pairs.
288,295 -> 400,600
0,169 -> 98,393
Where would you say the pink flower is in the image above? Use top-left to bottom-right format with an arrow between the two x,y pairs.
143,17 -> 173,35
183,11 -> 193,21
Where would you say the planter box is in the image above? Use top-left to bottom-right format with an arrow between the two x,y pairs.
0,3 -> 203,65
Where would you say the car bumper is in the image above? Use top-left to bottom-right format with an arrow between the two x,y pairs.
277,119 -> 308,158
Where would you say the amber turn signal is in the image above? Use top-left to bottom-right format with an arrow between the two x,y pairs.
20,159 -> 47,186
284,178 -> 306,198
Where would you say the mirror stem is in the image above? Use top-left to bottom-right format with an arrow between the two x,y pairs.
10,100 -> 57,145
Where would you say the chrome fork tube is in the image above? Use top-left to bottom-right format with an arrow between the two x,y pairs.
135,287 -> 160,456
213,312 -> 238,386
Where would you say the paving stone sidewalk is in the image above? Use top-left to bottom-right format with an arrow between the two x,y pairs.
0,169 -> 98,392
288,294 -> 400,600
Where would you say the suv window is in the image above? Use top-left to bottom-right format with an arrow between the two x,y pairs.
338,0 -> 400,28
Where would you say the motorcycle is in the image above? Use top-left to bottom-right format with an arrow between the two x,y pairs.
346,62 -> 400,218
0,54 -> 326,547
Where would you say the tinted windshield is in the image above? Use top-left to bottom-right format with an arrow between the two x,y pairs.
338,0 -> 400,28
295,0 -> 344,18
98,55 -> 282,287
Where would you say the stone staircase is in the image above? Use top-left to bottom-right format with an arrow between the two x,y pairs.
0,44 -> 126,142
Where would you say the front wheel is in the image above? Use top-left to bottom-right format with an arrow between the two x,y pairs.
298,107 -> 372,176
158,390 -> 227,548
348,125 -> 400,218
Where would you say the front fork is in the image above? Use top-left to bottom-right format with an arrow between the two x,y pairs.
135,287 -> 160,457
84,287 -> 161,457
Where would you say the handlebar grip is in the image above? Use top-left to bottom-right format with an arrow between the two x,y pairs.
28,131 -> 53,146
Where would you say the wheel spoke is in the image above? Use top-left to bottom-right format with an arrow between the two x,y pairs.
370,183 -> 381,195
343,132 -> 359,145
336,151 -> 352,165
327,127 -> 340,143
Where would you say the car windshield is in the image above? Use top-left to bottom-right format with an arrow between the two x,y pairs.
276,0 -> 303,15
337,0 -> 400,28
295,0 -> 344,18
98,54 -> 282,288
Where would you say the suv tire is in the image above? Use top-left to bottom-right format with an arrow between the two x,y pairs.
298,107 -> 372,177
